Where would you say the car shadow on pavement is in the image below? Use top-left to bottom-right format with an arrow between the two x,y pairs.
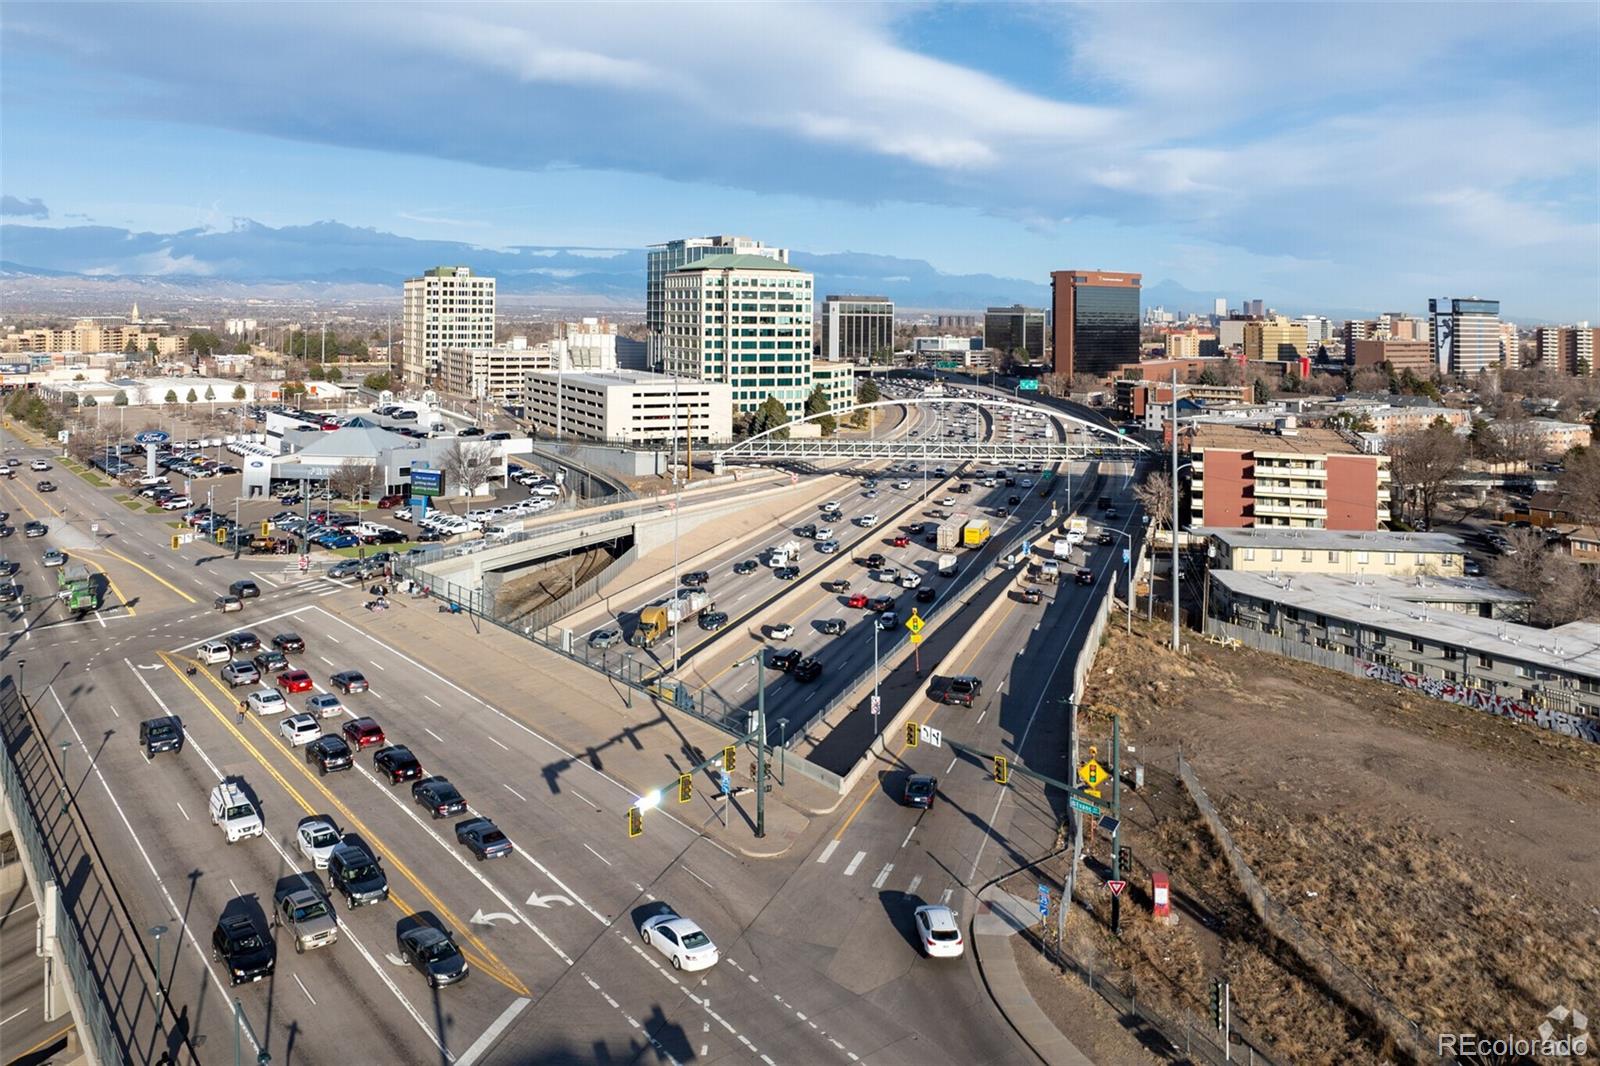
878,889 -> 928,953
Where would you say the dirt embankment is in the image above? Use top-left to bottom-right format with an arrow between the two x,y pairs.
1019,617 -> 1600,1065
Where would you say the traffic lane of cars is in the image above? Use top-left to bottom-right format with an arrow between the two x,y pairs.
43,661 -> 475,1066
166,602 -> 867,1063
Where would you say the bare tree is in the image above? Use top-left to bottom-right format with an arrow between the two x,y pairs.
1385,423 -> 1467,528
1133,470 -> 1173,530
1492,408 -> 1548,472
438,440 -> 497,498
1348,367 -> 1389,393
327,459 -> 379,507
1552,446 -> 1599,524
1491,528 -> 1600,625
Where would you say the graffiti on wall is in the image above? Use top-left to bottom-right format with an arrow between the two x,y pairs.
1359,661 -> 1600,745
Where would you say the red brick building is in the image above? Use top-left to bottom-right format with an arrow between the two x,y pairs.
1189,423 -> 1390,530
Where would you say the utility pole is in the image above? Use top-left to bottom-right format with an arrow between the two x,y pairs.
1110,713 -> 1123,935
755,653 -> 767,838
1170,368 -> 1180,651
1060,694 -> 1080,944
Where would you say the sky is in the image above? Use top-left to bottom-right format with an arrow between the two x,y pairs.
1,1 -> 1597,320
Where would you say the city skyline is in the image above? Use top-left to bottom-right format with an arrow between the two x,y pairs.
2,3 -> 1597,320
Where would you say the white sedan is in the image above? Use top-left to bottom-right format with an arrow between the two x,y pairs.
640,913 -> 719,972
279,712 -> 320,747
768,623 -> 795,640
248,688 -> 287,715
296,817 -> 342,869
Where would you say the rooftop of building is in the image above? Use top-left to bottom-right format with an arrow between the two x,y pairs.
1210,569 -> 1599,677
526,368 -> 726,390
824,294 -> 891,303
669,254 -> 803,274
1190,422 -> 1364,456
1197,525 -> 1470,555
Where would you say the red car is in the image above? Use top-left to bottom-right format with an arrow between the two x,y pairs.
847,592 -> 869,609
891,535 -> 909,548
278,669 -> 314,693
342,717 -> 386,749
376,494 -> 405,509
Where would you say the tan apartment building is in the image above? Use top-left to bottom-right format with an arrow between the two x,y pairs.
3,320 -> 186,356
402,266 -> 496,384
1351,338 -> 1433,374
1243,316 -> 1307,363
1534,325 -> 1597,375
1189,421 -> 1391,530
1162,328 -> 1219,360
1200,527 -> 1466,577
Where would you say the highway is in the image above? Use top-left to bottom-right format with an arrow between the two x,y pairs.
1,395 -> 1144,1066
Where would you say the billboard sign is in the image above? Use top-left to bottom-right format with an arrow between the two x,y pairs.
411,468 -> 444,497
134,430 -> 171,446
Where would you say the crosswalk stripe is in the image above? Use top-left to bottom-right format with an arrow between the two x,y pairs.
871,863 -> 894,889
842,851 -> 866,877
906,875 -> 922,896
817,840 -> 840,865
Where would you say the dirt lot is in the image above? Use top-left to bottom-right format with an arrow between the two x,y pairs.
1008,616 -> 1600,1065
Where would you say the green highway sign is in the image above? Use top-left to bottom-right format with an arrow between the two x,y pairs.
936,361 -> 959,369
1069,794 -> 1102,817
1018,378 -> 1040,391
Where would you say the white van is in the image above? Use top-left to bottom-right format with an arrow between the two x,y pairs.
209,782 -> 264,844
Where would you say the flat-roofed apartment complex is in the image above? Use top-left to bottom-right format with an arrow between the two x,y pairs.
402,266 -> 495,384
1189,421 -> 1390,530
662,254 -> 814,416
521,369 -> 732,445
1199,526 -> 1466,577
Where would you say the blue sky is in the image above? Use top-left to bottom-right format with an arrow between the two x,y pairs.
2,2 -> 1596,319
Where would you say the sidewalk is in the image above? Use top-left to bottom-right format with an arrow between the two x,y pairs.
326,593 -> 836,858
972,886 -> 1096,1066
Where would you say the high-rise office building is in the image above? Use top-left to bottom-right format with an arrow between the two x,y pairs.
662,254 -> 814,416
1213,297 -> 1228,318
1429,297 -> 1500,376
983,305 -> 1046,362
1244,299 -> 1265,318
1048,272 -> 1141,378
647,236 -> 788,368
821,295 -> 894,363
402,266 -> 496,384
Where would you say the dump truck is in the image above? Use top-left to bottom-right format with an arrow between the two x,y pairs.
963,517 -> 991,548
937,552 -> 958,577
631,590 -> 713,646
935,513 -> 970,553
768,540 -> 803,568
56,562 -> 98,614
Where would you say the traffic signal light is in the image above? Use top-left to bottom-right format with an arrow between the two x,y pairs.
1118,845 -> 1132,873
170,534 -> 181,550
215,527 -> 227,544
627,806 -> 643,838
905,721 -> 919,747
677,773 -> 692,804
721,745 -> 736,773
260,520 -> 271,537
1210,979 -> 1224,1030
993,755 -> 1009,785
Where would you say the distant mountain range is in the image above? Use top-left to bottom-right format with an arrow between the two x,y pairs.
0,219 -> 1382,320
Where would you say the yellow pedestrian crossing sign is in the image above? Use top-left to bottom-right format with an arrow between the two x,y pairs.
1078,758 -> 1107,798
905,612 -> 924,635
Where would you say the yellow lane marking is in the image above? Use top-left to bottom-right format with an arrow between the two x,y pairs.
159,651 -> 531,996
14,1022 -> 75,1058
831,588 -> 1022,842
81,546 -> 198,604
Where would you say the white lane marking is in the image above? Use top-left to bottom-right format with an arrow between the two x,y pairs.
424,727 -> 444,743
0,1007 -> 30,1028
900,825 -> 915,849
518,853 -> 606,926
423,694 -> 441,707
293,973 -> 317,1005
816,840 -> 840,865
319,655 -> 335,666
485,735 -> 509,752
107,702 -> 120,718
325,633 -> 339,643
72,681 -> 268,1059
906,875 -> 923,896
369,660 -> 386,670
976,709 -> 987,725
942,888 -> 954,905
229,878 -> 242,897
946,755 -> 958,773
683,867 -> 714,890
252,572 -> 282,587
169,603 -> 313,650
309,605 -> 737,857
174,801 -> 190,821
353,763 -> 571,964
583,842 -> 612,867
843,850 -> 866,876
569,789 -> 597,809
871,863 -> 894,889
456,997 -> 531,1066
502,783 -> 527,802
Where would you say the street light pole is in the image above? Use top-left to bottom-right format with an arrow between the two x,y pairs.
872,620 -> 881,751
149,924 -> 169,1008
1170,369 -> 1181,651
59,740 -> 71,813
755,653 -> 766,839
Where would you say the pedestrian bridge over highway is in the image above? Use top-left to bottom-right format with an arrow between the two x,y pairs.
712,397 -> 1148,470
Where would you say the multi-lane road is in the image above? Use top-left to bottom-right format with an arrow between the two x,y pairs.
1,394 -> 1144,1065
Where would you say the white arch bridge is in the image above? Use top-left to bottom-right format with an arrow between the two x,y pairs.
712,397 -> 1148,470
